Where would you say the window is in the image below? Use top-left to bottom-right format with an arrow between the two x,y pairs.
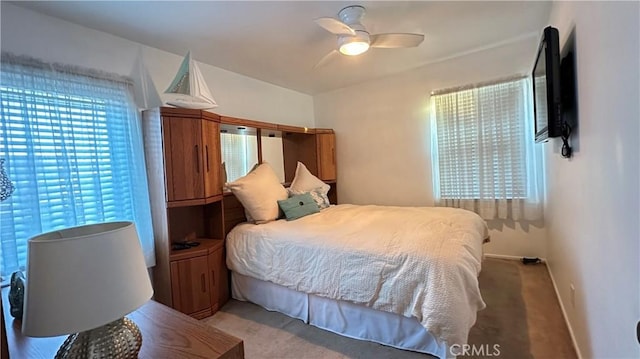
220,132 -> 258,183
0,54 -> 155,277
430,77 -> 543,220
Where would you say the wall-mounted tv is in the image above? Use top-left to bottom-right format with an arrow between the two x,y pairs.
532,26 -> 563,143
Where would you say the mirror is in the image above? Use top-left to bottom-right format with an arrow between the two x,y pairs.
261,130 -> 285,183
220,124 -> 258,183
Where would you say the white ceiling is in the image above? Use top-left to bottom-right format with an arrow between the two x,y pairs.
13,1 -> 551,95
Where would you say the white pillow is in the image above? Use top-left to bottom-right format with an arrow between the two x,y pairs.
227,163 -> 288,224
289,162 -> 330,196
289,187 -> 331,209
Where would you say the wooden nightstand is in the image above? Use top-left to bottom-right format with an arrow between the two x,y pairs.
1,287 -> 243,359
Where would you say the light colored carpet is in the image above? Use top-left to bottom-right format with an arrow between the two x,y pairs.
203,258 -> 576,359
205,300 -> 429,359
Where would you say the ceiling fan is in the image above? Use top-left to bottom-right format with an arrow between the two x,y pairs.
314,5 -> 424,68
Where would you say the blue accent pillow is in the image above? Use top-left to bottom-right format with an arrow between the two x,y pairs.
277,193 -> 320,221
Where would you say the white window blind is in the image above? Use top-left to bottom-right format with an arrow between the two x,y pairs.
220,132 -> 258,183
0,54 -> 155,276
431,78 -> 543,220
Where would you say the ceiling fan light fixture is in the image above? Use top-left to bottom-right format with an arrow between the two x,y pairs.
338,31 -> 370,56
313,5 -> 425,68
340,41 -> 369,56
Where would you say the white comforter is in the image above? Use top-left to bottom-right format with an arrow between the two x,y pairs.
226,204 -> 488,347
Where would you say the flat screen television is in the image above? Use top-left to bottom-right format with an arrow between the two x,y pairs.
532,26 -> 563,143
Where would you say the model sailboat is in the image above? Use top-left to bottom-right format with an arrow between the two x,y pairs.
164,51 -> 218,109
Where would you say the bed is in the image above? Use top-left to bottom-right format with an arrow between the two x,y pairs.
225,202 -> 489,358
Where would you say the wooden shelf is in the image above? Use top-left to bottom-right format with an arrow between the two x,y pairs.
277,124 -> 315,134
170,238 -> 224,261
166,195 -> 223,208
160,107 -> 221,122
143,107 -> 335,318
220,115 -> 279,131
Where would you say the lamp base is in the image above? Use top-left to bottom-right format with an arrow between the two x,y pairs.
55,317 -> 142,359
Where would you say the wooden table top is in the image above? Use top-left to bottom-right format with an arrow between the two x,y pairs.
1,287 -> 243,359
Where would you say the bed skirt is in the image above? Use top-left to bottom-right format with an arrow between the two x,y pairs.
231,271 -> 448,359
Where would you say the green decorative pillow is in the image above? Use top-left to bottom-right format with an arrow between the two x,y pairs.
277,193 -> 320,221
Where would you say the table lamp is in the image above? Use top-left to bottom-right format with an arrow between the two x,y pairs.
21,221 -> 153,359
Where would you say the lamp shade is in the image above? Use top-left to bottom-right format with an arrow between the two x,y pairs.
22,221 -> 153,337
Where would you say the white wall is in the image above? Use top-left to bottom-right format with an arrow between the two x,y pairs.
314,37 -> 547,258
0,3 -> 314,127
545,2 -> 639,358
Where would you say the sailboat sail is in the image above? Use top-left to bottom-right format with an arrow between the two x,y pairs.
165,51 -> 218,109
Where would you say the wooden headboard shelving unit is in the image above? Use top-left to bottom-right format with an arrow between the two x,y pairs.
218,114 -> 337,222
142,107 -> 337,319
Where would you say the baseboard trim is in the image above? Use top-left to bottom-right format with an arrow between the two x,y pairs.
483,253 -> 547,263
545,262 -> 583,359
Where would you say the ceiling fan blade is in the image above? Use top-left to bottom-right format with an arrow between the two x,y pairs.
313,50 -> 340,69
314,17 -> 356,36
370,33 -> 425,48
